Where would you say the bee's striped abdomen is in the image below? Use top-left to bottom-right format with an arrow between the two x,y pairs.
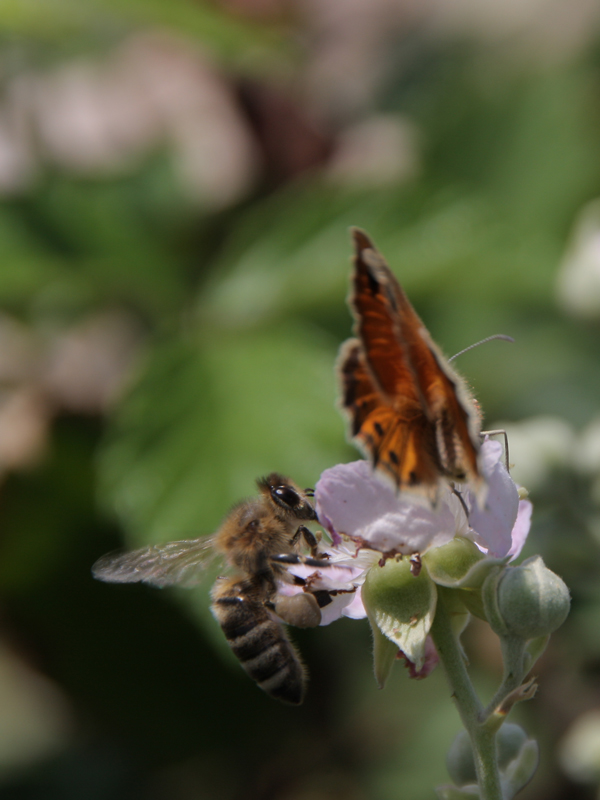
211,579 -> 306,705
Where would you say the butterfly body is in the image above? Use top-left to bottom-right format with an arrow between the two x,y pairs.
339,229 -> 482,494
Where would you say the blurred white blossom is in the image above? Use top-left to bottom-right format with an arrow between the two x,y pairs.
0,388 -> 50,473
298,0 -> 599,122
2,32 -> 260,208
299,0 -> 420,118
559,709 -> 600,786
40,311 -> 143,414
0,641 -> 71,777
575,417 -> 600,475
427,0 -> 600,59
491,417 -> 576,490
326,114 -> 419,188
0,310 -> 143,479
556,200 -> 600,319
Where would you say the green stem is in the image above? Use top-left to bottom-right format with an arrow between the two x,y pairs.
431,587 -> 503,800
482,636 -> 527,721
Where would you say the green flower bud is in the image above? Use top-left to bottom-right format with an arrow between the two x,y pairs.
497,724 -> 529,769
446,730 -> 477,787
446,724 -> 533,788
483,556 -> 570,640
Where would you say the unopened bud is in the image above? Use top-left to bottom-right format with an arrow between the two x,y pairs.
483,556 -> 570,640
446,724 -> 532,788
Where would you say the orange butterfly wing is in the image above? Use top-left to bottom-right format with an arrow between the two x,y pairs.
339,339 -> 441,487
339,229 -> 481,492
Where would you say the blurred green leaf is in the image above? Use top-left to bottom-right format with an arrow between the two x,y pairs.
3,170 -> 196,320
98,326 -> 351,546
0,0 -> 287,69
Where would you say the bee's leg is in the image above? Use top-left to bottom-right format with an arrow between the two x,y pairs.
301,525 -> 320,557
270,553 -> 331,568
289,525 -> 322,557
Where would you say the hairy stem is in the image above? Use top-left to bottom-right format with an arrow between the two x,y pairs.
431,587 -> 503,800
482,635 -> 527,721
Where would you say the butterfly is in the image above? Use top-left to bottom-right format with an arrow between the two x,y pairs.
338,229 -> 483,496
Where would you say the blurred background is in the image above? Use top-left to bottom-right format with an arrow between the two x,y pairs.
1,0 -> 600,798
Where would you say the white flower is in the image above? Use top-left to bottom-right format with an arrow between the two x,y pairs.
299,440 -> 532,626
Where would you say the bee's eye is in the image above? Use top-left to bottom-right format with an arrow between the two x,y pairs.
272,486 -> 301,508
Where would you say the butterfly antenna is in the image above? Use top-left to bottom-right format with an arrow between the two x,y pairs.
448,334 -> 514,363
450,485 -> 470,519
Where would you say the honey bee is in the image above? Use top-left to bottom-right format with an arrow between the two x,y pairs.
92,473 -> 331,705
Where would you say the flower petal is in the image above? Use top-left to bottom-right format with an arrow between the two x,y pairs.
316,460 -> 457,555
399,635 -> 439,679
507,499 -> 533,561
467,440 -> 520,558
319,591 -> 359,625
341,586 -> 366,619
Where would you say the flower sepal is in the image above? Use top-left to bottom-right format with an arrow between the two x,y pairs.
455,587 -> 487,622
500,736 -> 539,800
362,556 -> 437,671
423,536 -> 506,589
370,621 -> 398,689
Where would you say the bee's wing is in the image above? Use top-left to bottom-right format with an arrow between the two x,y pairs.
92,537 -> 216,588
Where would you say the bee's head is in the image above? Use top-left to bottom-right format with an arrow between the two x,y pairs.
257,473 -> 318,520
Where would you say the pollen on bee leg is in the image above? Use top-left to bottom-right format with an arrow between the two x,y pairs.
272,592 -> 321,628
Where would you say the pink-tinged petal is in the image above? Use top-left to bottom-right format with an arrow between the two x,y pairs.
359,503 -> 456,554
317,510 -> 342,546
467,440 -> 519,558
285,562 -> 362,590
316,461 -> 457,554
274,581 -> 361,626
316,460 -> 402,536
342,586 -> 367,619
507,499 -> 533,561
398,635 -> 439,679
319,590 -> 360,626
481,438 -> 504,472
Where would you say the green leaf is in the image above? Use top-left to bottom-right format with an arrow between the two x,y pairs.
98,325 -> 350,546
0,0 -> 286,68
